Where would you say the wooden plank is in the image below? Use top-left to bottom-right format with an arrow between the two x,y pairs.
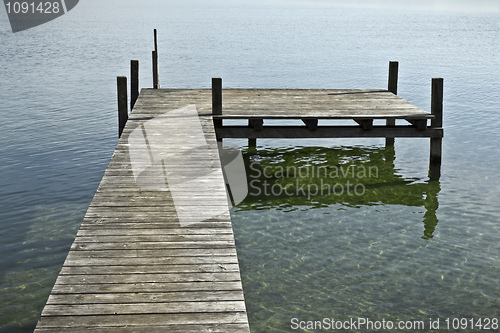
46,291 -> 245,304
54,272 -> 242,284
50,281 -> 244,294
62,256 -> 239,267
78,222 -> 233,229
59,264 -> 241,275
65,249 -> 238,258
36,313 -> 249,328
72,234 -> 236,243
71,241 -> 235,251
35,324 -> 250,332
42,301 -> 246,316
76,228 -> 234,236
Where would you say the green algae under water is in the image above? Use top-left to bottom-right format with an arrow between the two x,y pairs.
0,205 -> 84,332
230,145 -> 500,332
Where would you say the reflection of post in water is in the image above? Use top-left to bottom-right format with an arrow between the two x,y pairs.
422,180 -> 440,239
237,146 -> 440,238
381,144 -> 395,172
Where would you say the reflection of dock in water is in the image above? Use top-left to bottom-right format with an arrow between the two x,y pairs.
35,57 -> 443,331
237,145 -> 440,240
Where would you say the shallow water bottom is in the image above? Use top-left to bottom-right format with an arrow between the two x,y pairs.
0,204 -> 85,332
232,201 -> 500,332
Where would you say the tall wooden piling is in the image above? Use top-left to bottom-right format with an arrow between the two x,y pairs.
386,61 -> 398,146
117,76 -> 128,138
430,78 -> 443,180
131,60 -> 139,110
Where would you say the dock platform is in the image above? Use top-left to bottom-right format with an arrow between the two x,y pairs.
34,89 -> 251,332
35,72 -> 443,332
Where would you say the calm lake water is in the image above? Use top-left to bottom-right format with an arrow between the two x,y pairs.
1,0 -> 499,332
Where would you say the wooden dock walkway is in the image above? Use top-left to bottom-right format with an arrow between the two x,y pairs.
34,89 -> 251,332
35,59 -> 443,332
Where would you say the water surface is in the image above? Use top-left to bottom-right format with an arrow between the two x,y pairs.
0,1 -> 499,331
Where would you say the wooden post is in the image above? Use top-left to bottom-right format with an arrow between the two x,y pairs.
152,51 -> 159,89
154,29 -> 158,56
388,61 -> 398,94
386,61 -> 399,146
131,60 -> 139,110
430,77 -> 443,180
153,29 -> 159,88
117,76 -> 128,138
212,77 -> 222,116
212,78 -> 223,142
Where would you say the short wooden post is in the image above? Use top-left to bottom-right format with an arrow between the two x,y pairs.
131,60 -> 139,110
212,78 -> 223,142
388,61 -> 398,94
212,77 -> 222,115
429,78 -> 443,180
117,76 -> 128,138
386,61 -> 399,146
152,51 -> 159,89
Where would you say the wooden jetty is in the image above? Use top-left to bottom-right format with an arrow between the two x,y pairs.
35,50 -> 443,332
34,87 -> 251,331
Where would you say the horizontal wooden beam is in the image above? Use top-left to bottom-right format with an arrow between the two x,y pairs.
213,114 -> 434,120
216,126 -> 443,139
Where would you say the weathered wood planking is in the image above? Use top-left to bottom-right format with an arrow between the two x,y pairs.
219,89 -> 433,119
130,88 -> 433,119
35,89 -> 250,332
